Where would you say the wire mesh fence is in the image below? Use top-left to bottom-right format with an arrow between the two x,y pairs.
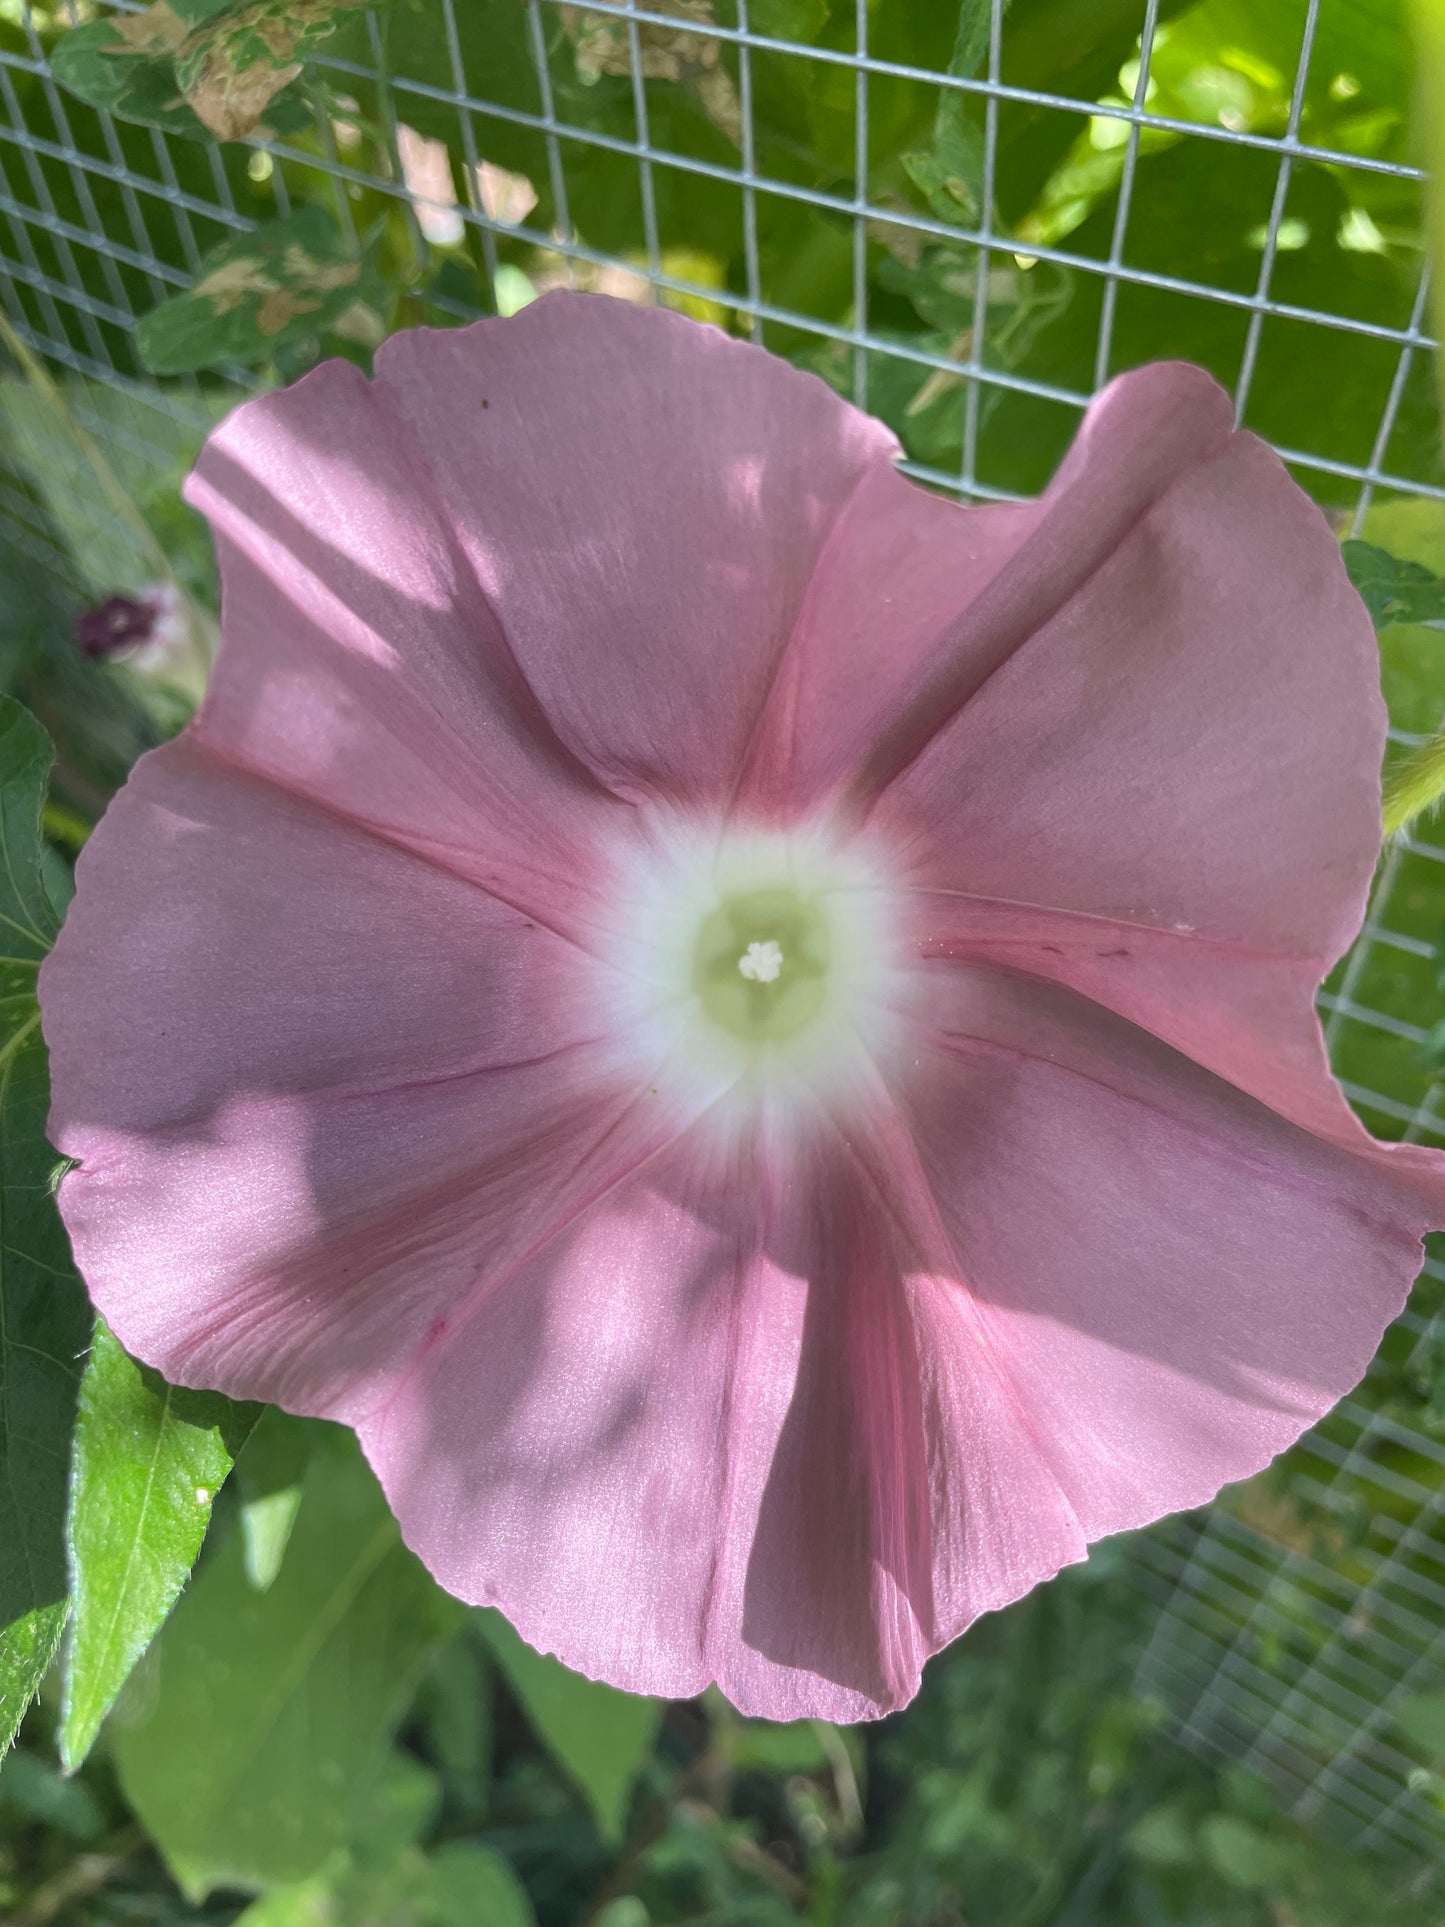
3,0 -> 1445,1888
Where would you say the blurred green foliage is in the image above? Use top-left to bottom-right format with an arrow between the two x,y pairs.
5,0 -> 1445,1922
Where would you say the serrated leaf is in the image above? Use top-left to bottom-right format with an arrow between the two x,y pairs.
476,1609 -> 659,1844
1342,538 -> 1445,631
0,699 -> 90,1762
111,1429 -> 460,1899
135,209 -> 384,375
60,1322 -> 259,1770
176,0 -> 383,142
49,0 -> 311,143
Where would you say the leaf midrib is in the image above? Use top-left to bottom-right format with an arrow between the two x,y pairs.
192,1517 -> 399,1838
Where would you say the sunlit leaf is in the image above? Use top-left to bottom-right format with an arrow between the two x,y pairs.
0,700 -> 90,1763
234,1407 -> 314,1593
175,0 -> 385,141
60,1322 -> 258,1770
230,1878 -> 332,1926
49,0 -> 311,143
134,209 -> 386,376
111,1429 -> 460,1899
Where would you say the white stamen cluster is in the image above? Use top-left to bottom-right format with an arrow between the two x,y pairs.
738,940 -> 784,983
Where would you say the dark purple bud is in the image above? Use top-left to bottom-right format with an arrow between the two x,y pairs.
74,594 -> 159,659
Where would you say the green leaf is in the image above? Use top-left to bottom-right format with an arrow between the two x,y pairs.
748,0 -> 830,39
475,1609 -> 659,1844
351,1750 -> 443,1865
226,1759 -> 529,1927
1197,1812 -> 1291,1890
49,0 -> 311,143
230,1752 -> 445,1927
416,1632 -> 492,1783
175,0 -> 384,142
234,1407 -> 314,1593
231,1879 -> 333,1927
111,1429 -> 460,1899
134,209 -> 386,376
234,1842 -> 534,1927
0,375 -> 235,604
1358,501 -> 1445,741
0,699 -> 91,1762
1342,538 -> 1445,630
59,1322 -> 258,1770
0,702 -> 63,968
724,1717 -> 834,1777
1419,1016 -> 1445,1079
1123,1803 -> 1199,1869
561,2 -> 742,144
0,1746 -> 105,1841
1396,1690 -> 1445,1757
425,1843 -> 535,1927
902,1 -> 998,223
1416,1 -> 1445,428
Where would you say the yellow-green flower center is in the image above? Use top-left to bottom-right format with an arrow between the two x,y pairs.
691,886 -> 831,1044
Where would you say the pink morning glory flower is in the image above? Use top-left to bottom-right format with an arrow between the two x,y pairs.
41,293 -> 1445,1721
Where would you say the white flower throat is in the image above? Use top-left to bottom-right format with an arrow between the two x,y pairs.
601,819 -> 914,1110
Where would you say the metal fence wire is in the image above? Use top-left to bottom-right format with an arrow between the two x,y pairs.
4,0 -> 1445,1884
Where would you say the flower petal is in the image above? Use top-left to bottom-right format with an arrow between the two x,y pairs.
909,893 -> 1445,1193
184,337 -> 627,939
738,361 -> 1236,810
862,364 -> 1378,966
367,293 -> 898,804
839,364 -> 1425,1175
365,1110 -> 1084,1720
889,964 -> 1436,1541
736,467 -> 1045,808
41,739 -> 698,1419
